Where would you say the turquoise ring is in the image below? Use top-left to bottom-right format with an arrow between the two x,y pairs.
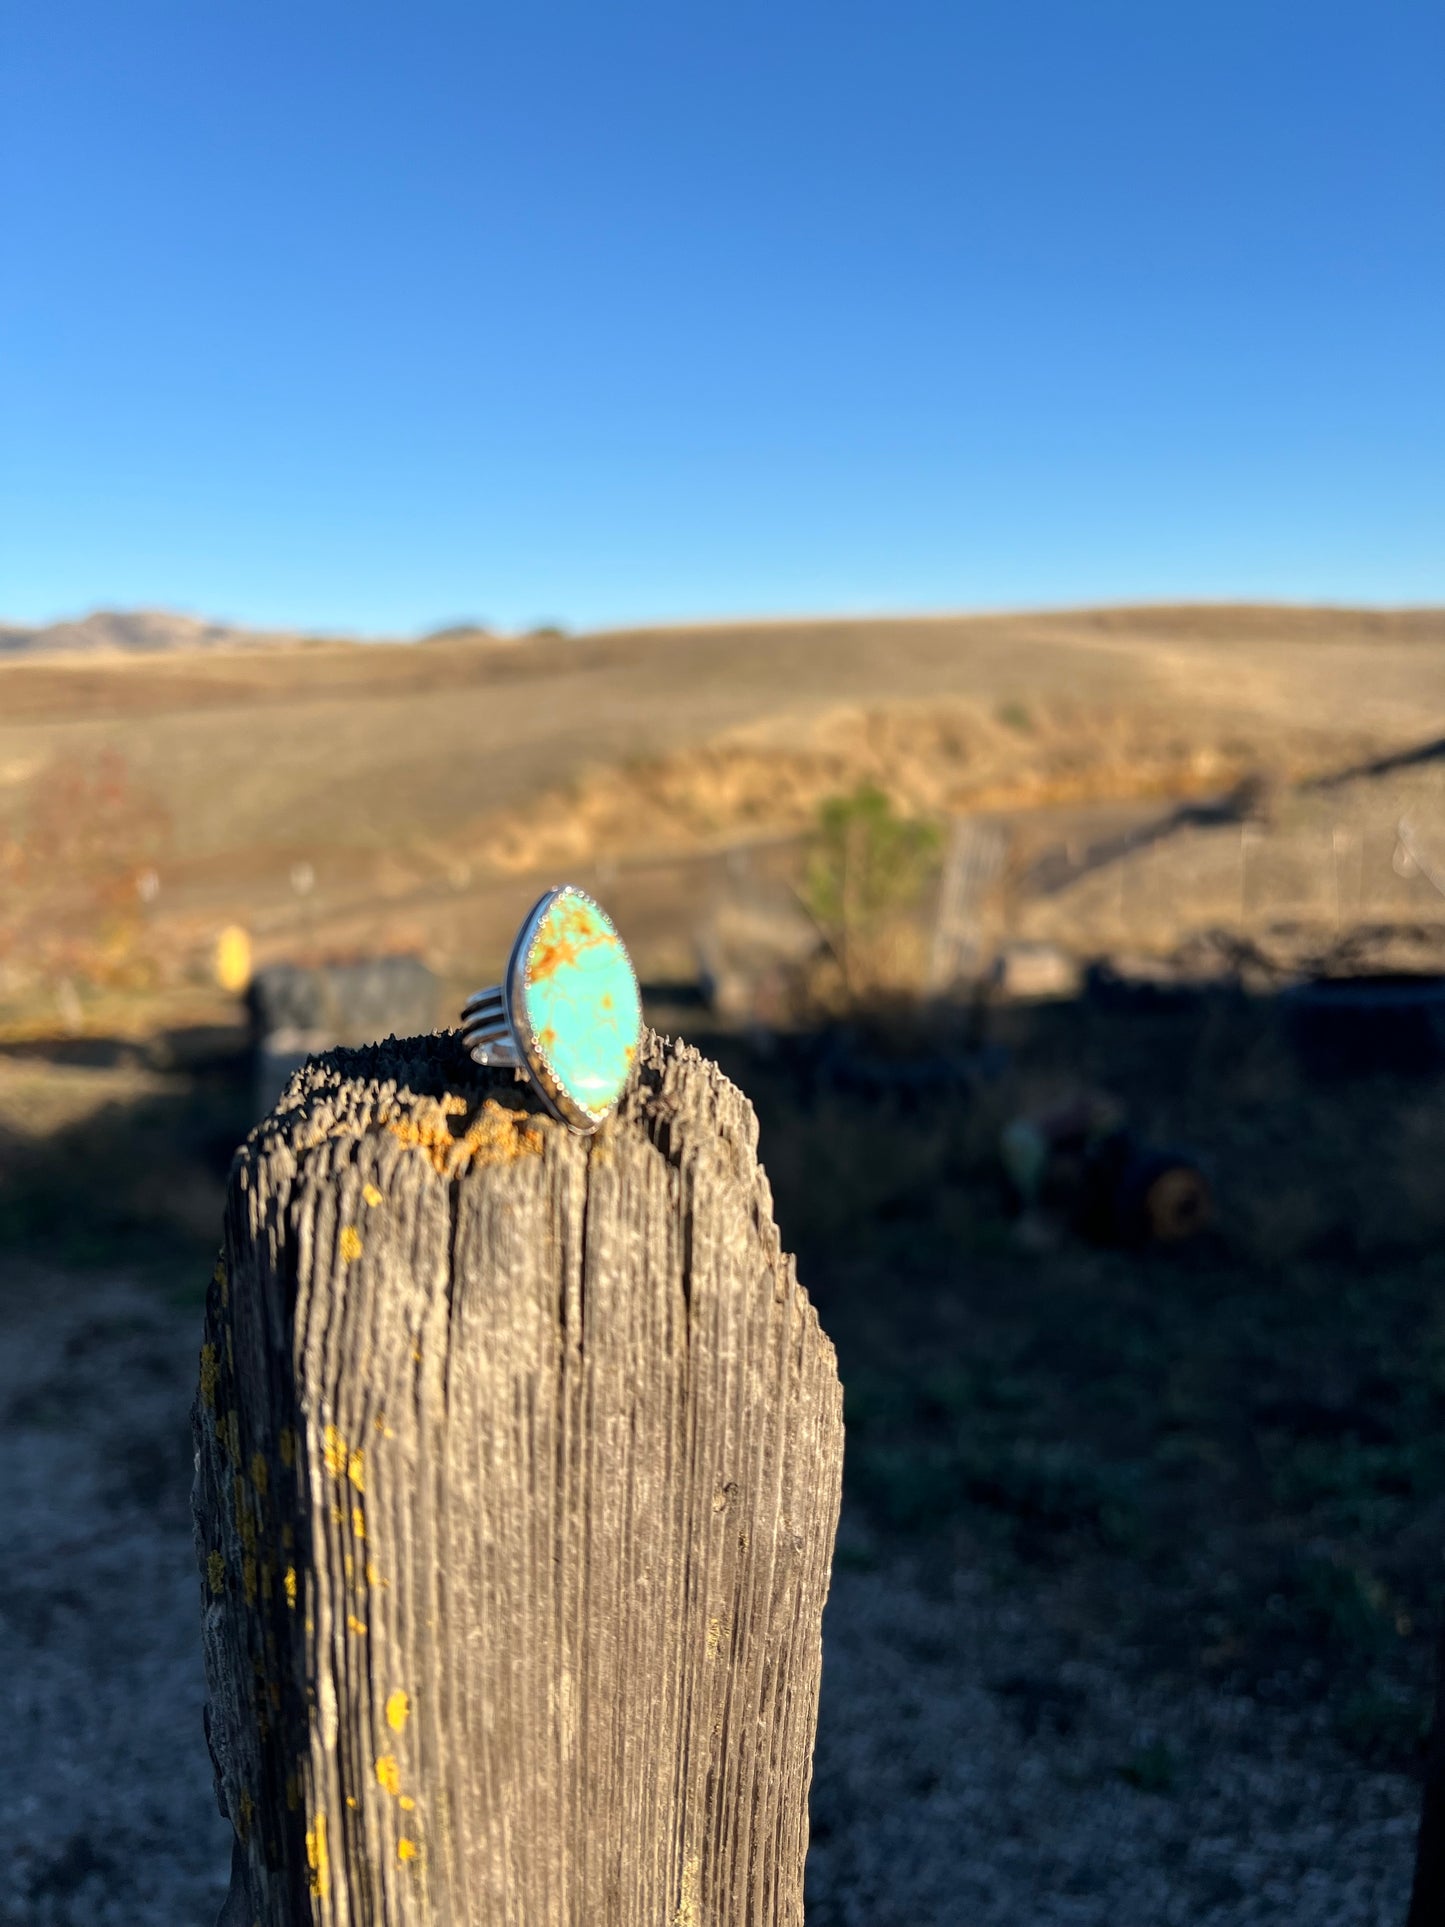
460,884 -> 644,1133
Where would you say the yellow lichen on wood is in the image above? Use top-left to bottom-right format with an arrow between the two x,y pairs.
305,1813 -> 330,1899
374,1754 -> 401,1797
283,1566 -> 297,1608
351,1506 -> 366,1539
199,1344 -> 219,1407
207,1550 -> 225,1595
347,1614 -> 368,1636
397,1837 -> 418,1864
385,1689 -> 410,1732
362,1182 -> 383,1207
399,1795 -> 415,1812
323,1425 -> 365,1492
339,1224 -> 364,1265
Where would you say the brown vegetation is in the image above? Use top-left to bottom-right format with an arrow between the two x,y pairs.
1,603 -> 1442,1026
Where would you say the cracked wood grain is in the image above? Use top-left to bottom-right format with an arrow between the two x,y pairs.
193,1026 -> 843,1926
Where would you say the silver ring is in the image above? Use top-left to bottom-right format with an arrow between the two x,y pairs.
461,884 -> 643,1134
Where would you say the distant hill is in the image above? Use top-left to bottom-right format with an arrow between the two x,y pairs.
0,609 -> 324,657
0,609 -> 523,657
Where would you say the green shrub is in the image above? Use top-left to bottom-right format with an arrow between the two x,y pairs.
801,784 -> 942,1000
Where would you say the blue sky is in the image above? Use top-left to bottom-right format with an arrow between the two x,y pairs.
3,1 -> 1441,634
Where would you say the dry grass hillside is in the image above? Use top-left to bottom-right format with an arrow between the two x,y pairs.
1,603 -> 1443,1021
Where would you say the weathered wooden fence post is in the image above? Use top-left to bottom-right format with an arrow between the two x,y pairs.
193,1026 -> 843,1926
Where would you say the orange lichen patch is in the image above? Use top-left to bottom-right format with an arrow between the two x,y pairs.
398,1837 -> 418,1864
399,1795 -> 415,1812
306,1813 -> 330,1899
374,1754 -> 401,1797
384,1093 -> 545,1177
207,1550 -> 225,1595
347,1614 -> 368,1636
283,1566 -> 297,1608
362,1182 -> 383,1208
348,1449 -> 365,1493
339,1224 -> 364,1265
385,1689 -> 410,1732
199,1344 -> 219,1408
456,1099 -> 546,1169
351,1506 -> 366,1540
366,1560 -> 388,1589
250,1452 -> 269,1498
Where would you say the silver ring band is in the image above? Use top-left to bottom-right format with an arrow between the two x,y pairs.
459,983 -> 523,1068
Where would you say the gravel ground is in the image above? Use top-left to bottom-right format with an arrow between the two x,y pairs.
809,1536 -> 1419,1925
0,1267 -> 1422,1926
0,1268 -> 231,1926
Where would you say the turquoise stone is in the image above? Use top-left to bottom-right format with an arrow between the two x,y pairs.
519,890 -> 642,1116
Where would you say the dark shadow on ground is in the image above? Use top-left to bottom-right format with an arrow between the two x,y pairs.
4,976 -> 1444,1794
